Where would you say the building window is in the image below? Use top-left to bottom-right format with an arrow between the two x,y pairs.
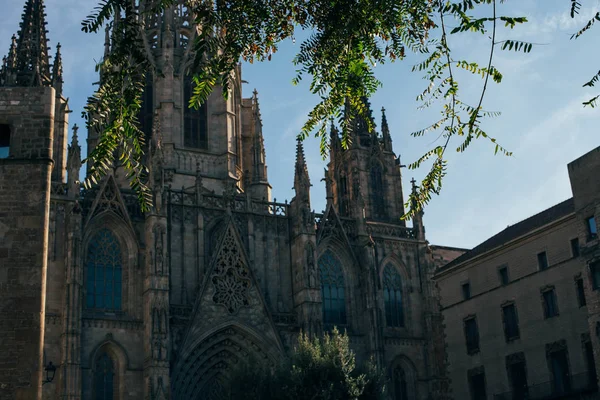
383,264 -> 404,328
370,164 -> 386,220
546,343 -> 571,395
392,365 -> 409,400
584,340 -> 598,390
502,303 -> 520,342
506,353 -> 528,400
542,288 -> 559,319
468,367 -> 487,400
538,251 -> 549,270
588,216 -> 598,240
86,229 -> 123,311
94,352 -> 116,400
0,124 -> 10,159
576,278 -> 586,307
591,261 -> 600,291
462,282 -> 471,300
183,76 -> 208,150
571,238 -> 580,258
498,266 -> 509,285
464,316 -> 480,355
319,250 -> 347,326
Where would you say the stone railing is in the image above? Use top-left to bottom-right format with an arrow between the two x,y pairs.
164,147 -> 223,175
50,181 -> 68,197
366,221 -> 416,240
168,188 -> 289,217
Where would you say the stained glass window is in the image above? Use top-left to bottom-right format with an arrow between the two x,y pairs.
319,250 -> 346,326
86,229 -> 122,310
383,264 -> 404,327
183,76 -> 208,149
94,352 -> 115,400
393,365 -> 409,400
370,164 -> 386,219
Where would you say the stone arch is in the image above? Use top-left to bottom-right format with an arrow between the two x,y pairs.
83,211 -> 139,315
89,336 -> 130,400
389,355 -> 418,400
172,323 -> 280,400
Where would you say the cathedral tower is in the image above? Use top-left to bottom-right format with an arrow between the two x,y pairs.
0,1 -> 65,398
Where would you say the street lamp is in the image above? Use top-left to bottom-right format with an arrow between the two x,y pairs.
43,361 -> 56,385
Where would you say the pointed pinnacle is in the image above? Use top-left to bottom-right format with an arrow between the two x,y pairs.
71,124 -> 79,147
7,35 -> 17,68
15,0 -> 51,86
51,42 -> 63,87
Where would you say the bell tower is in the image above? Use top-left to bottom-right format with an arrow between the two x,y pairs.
328,101 -> 406,223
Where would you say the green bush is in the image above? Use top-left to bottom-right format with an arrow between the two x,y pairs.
228,328 -> 386,400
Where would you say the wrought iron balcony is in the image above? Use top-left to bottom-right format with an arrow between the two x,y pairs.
493,372 -> 598,400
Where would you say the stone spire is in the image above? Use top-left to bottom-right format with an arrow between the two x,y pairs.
0,35 -> 18,86
51,42 -> 63,93
381,106 -> 393,152
411,177 -> 425,240
67,125 -> 82,198
15,0 -> 52,87
294,138 -> 311,200
329,120 -> 342,159
252,89 -> 268,183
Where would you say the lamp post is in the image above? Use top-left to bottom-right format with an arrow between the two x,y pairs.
43,361 -> 56,385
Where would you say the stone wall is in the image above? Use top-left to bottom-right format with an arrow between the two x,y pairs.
0,86 -> 55,400
436,211 -> 590,399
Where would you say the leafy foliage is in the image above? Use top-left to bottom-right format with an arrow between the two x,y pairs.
227,328 -> 386,400
569,1 -> 600,108
81,0 -> 530,216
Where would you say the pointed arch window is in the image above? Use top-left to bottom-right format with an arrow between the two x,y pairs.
319,250 -> 347,326
370,163 -> 386,220
384,264 -> 404,327
86,229 -> 122,310
94,352 -> 116,400
183,76 -> 208,149
393,365 -> 409,400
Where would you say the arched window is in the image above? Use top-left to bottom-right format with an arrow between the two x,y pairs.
383,264 -> 404,327
393,365 -> 409,400
370,164 -> 386,220
183,76 -> 208,149
319,250 -> 346,326
86,229 -> 123,310
94,352 -> 116,400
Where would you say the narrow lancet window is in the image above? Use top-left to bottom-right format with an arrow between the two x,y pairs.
319,250 -> 347,326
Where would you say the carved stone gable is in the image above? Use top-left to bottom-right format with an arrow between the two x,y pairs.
211,226 -> 252,314
85,174 -> 134,229
174,218 -> 284,368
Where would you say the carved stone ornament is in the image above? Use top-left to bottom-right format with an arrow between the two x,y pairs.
211,226 -> 252,314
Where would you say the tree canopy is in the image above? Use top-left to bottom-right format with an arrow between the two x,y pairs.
82,0 -> 548,215
227,328 -> 385,400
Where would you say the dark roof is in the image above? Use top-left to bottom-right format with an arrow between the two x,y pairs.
438,198 -> 575,272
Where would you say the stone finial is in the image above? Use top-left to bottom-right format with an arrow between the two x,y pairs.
51,42 -> 63,92
1,35 -> 19,86
381,106 -> 393,151
294,138 -> 311,198
15,0 -> 51,87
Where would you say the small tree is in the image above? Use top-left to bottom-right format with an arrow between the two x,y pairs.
228,328 -> 386,400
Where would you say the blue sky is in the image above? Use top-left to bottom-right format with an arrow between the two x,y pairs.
1,0 -> 598,249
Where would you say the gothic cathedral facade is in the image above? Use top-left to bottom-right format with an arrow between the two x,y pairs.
0,1 -> 456,399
